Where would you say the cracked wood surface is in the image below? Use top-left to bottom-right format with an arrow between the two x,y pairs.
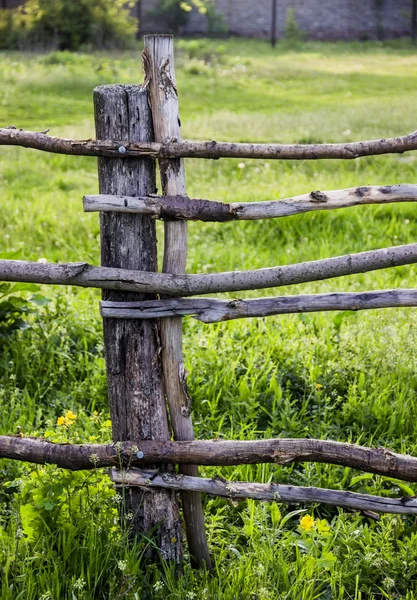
94,83 -> 181,561
100,289 -> 417,323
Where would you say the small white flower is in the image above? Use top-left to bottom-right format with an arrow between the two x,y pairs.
37,258 -> 48,264
153,581 -> 164,591
118,560 -> 127,571
73,578 -> 86,591
382,577 -> 395,589
343,129 -> 351,135
237,162 -> 245,169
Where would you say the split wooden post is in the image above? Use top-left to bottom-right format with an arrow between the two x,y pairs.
143,34 -> 211,569
93,84 -> 182,561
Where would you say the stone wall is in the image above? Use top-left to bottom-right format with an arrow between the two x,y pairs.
140,0 -> 412,40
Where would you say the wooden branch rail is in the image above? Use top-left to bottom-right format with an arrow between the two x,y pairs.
111,468 -> 417,516
84,184 -> 417,221
3,436 -> 417,482
2,243 -> 417,296
2,127 -> 417,160
100,289 -> 417,323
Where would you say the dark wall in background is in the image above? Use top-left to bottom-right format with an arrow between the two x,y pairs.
141,0 -> 411,40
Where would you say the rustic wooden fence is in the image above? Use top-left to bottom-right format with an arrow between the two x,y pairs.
2,34 -> 417,569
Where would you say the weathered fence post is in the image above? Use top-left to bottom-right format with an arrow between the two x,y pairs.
143,35 -> 211,569
93,84 -> 182,561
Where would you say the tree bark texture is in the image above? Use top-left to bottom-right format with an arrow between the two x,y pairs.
143,34 -> 211,570
2,126 -> 417,160
94,84 -> 181,561
3,436 -> 417,483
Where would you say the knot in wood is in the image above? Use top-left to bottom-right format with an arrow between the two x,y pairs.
309,190 -> 329,203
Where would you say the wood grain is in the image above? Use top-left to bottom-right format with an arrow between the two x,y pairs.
112,468 -> 417,516
100,289 -> 417,323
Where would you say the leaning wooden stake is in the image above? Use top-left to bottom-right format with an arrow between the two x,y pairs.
144,34 -> 211,569
93,84 -> 181,561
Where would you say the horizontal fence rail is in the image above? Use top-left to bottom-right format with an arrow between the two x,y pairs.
1,244 -> 417,296
2,435 -> 417,481
2,127 -> 417,160
101,289 -> 417,323
111,468 -> 417,516
84,184 -> 417,222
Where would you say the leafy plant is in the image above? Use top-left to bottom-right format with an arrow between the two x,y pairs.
0,282 -> 49,341
152,0 -> 190,34
152,0 -> 217,35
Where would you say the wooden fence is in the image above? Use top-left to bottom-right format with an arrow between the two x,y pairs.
2,34 -> 417,569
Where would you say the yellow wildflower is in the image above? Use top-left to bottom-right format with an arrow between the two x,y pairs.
103,420 -> 112,428
300,514 -> 315,531
316,383 -> 323,390
65,410 -> 77,421
57,416 -> 65,426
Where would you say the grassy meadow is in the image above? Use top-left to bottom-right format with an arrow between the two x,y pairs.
2,38 -> 417,598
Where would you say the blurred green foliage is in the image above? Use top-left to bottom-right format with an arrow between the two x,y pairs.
0,0 -> 137,51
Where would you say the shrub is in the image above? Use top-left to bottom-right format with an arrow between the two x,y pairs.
0,0 -> 136,51
153,0 -> 190,35
283,8 -> 306,47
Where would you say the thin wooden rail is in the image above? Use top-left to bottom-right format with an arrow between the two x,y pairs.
100,289 -> 417,323
84,184 -> 417,221
111,468 -> 417,516
2,126 -> 417,160
2,436 -> 417,481
1,243 -> 417,296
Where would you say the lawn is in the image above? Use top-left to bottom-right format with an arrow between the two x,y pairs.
1,38 -> 417,599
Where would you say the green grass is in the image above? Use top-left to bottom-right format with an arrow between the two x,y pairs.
2,38 -> 417,598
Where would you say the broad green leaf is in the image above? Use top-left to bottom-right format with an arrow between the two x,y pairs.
30,293 -> 51,306
19,504 -> 39,543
